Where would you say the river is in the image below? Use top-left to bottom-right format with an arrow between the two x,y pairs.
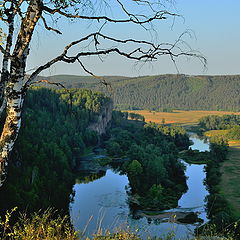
69,133 -> 209,239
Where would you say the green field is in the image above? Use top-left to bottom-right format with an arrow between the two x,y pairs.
220,144 -> 240,217
205,129 -> 240,217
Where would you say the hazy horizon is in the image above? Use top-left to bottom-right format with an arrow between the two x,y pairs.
1,0 -> 240,77
45,73 -> 240,78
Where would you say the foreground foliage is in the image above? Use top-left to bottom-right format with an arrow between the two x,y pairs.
0,208 -> 78,240
0,208 -> 238,240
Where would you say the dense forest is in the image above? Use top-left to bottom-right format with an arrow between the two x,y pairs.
0,87 -> 238,239
0,87 -> 110,214
1,85 -> 239,239
103,111 -> 190,210
199,115 -> 240,130
199,115 -> 240,141
42,74 -> 240,111
0,87 -> 192,220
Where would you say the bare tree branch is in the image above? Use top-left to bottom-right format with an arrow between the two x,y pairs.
30,79 -> 67,89
0,0 -> 207,186
42,5 -> 176,25
25,31 -> 206,90
41,16 -> 62,34
76,58 -> 113,91
28,79 -> 74,115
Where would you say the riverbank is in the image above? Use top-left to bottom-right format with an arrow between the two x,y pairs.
220,142 -> 240,218
70,132 -> 210,239
205,130 -> 240,218
70,113 -> 239,238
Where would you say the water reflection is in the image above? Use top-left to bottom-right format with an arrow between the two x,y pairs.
188,132 -> 209,152
75,171 -> 106,184
70,170 -> 129,236
70,134 -> 209,238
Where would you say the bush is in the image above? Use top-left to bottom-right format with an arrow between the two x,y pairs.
0,208 -> 78,240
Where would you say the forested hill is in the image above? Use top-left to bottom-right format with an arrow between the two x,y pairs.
0,88 -> 112,214
41,74 -> 240,111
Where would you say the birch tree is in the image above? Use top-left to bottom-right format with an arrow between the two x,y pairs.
0,0 -> 205,186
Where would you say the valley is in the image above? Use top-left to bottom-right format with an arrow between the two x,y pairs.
1,77 -> 240,239
0,0 -> 239,238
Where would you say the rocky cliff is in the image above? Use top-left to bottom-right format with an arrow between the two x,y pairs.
88,99 -> 113,135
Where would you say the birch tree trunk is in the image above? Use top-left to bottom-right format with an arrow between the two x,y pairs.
0,47 -> 29,185
0,64 -> 26,186
0,4 -> 15,116
0,0 -> 42,186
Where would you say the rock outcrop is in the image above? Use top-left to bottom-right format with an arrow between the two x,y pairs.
88,99 -> 113,135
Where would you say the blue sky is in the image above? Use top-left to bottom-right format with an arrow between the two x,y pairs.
27,0 -> 240,77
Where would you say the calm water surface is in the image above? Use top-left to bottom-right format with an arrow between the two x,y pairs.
70,133 -> 209,238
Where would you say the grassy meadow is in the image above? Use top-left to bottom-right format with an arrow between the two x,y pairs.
126,110 -> 240,126
205,129 -> 240,217
220,143 -> 240,217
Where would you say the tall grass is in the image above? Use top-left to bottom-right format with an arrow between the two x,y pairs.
0,208 -> 78,240
0,208 -> 239,240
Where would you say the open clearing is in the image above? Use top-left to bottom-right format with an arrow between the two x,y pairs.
126,110 -> 240,126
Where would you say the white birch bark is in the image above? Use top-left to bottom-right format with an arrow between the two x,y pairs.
0,49 -> 28,186
0,5 -> 15,116
0,0 -> 42,186
0,93 -> 24,186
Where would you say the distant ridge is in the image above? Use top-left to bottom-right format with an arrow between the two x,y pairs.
38,74 -> 240,111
